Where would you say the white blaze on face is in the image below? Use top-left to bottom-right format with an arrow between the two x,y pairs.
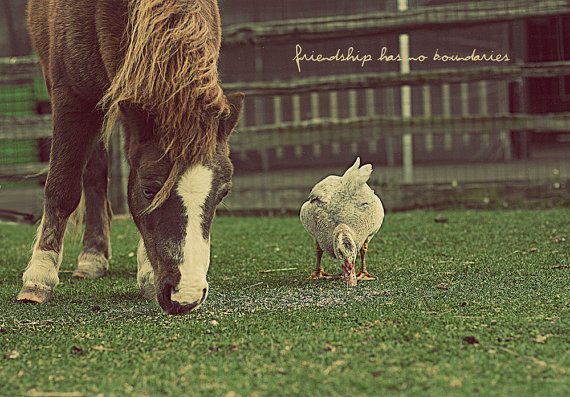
172,164 -> 213,306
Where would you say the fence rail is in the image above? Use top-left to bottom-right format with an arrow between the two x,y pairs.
0,55 -> 41,82
225,62 -> 570,96
0,162 -> 46,181
3,59 -> 570,97
0,115 -> 51,140
223,0 -> 570,44
4,112 -> 570,152
232,113 -> 570,151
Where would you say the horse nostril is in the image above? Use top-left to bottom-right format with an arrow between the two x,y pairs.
200,288 -> 208,304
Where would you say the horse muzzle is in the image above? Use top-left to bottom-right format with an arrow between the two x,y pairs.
156,279 -> 208,315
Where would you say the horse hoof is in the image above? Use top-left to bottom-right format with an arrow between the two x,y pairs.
72,267 -> 108,279
73,253 -> 109,279
16,285 -> 53,304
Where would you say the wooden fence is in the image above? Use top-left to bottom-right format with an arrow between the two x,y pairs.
1,0 -> 570,214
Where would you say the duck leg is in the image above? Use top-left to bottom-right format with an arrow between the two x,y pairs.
356,241 -> 377,281
310,241 -> 334,279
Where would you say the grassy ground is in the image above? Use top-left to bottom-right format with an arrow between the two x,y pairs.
0,210 -> 568,397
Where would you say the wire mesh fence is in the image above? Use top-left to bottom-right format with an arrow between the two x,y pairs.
1,0 -> 569,218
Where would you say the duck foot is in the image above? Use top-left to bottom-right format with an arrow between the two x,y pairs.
310,270 -> 335,280
356,271 -> 377,281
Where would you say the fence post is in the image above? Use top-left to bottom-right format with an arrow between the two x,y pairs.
460,82 -> 470,146
399,0 -> 413,183
442,83 -> 452,150
109,124 -> 128,215
311,92 -> 322,157
385,88 -> 395,166
512,20 -> 530,160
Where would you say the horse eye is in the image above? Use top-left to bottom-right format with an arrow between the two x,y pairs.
143,188 -> 157,200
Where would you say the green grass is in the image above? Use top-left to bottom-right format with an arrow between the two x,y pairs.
0,210 -> 569,397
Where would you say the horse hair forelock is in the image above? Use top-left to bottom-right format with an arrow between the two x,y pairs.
99,0 -> 229,212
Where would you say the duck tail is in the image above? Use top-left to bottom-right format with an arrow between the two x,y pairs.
342,157 -> 373,193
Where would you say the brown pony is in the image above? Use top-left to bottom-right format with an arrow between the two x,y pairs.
17,0 -> 244,315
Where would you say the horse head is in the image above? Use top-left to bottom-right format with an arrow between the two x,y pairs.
124,93 -> 243,315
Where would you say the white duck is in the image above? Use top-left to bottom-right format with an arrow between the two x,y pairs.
300,158 -> 384,285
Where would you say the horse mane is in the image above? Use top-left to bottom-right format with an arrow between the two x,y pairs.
100,0 -> 229,212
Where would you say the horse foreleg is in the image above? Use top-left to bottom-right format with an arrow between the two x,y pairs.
17,92 -> 101,303
73,142 -> 112,279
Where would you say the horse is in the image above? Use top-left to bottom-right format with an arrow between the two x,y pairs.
17,0 -> 244,315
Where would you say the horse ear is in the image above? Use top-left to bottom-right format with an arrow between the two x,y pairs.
219,92 -> 244,141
